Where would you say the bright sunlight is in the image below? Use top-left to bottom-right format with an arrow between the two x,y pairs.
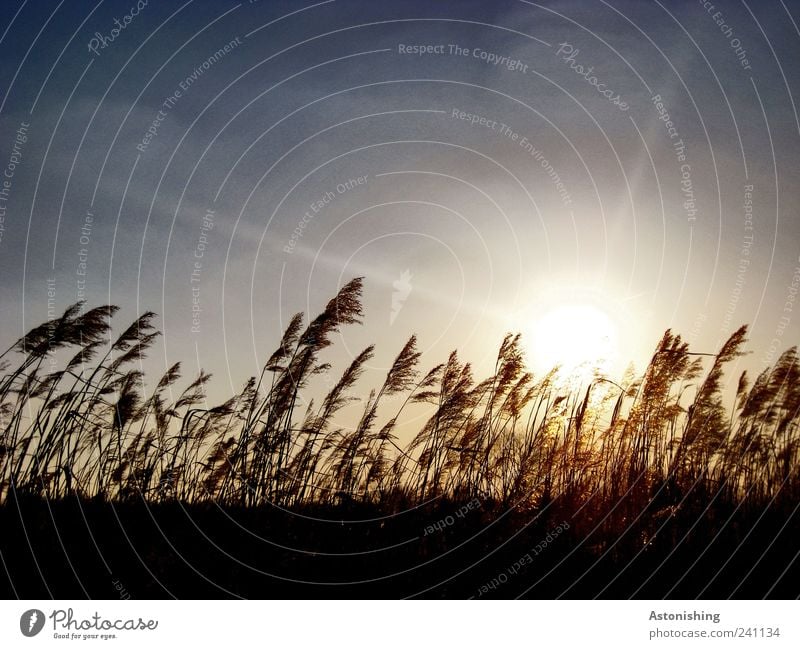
528,303 -> 621,381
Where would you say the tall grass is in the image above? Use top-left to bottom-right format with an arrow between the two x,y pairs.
1,279 -> 798,517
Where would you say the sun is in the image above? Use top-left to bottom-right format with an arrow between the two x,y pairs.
524,302 -> 622,382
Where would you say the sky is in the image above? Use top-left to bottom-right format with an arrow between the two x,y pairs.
0,0 -> 799,428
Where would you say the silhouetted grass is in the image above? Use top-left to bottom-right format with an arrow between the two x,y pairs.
1,279 -> 798,597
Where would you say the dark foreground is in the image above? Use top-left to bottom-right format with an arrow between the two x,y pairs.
1,494 -> 798,599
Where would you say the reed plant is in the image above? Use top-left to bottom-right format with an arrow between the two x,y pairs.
1,281 -> 798,520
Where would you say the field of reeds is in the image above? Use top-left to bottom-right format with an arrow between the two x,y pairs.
1,277 -> 799,598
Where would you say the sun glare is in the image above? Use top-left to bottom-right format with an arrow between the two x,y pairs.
527,303 -> 621,381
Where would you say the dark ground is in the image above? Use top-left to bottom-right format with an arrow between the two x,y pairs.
1,494 -> 798,599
